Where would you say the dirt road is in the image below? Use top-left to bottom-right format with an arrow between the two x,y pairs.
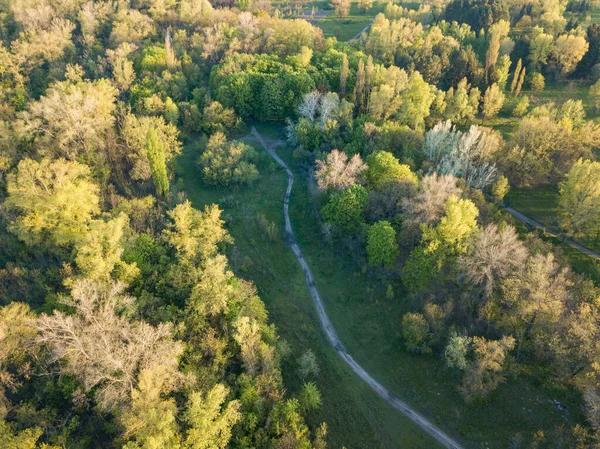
250,127 -> 465,449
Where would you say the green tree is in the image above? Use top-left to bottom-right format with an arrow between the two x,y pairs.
184,384 -> 241,449
163,201 -> 232,261
298,382 -> 322,412
591,78 -> 600,110
559,159 -> 600,238
146,128 -> 170,196
366,221 -> 399,268
397,72 -> 435,130
529,72 -> 545,92
425,195 -> 479,253
121,369 -> 181,449
5,158 -> 100,248
339,53 -> 349,99
365,151 -> 418,189
482,83 -> 504,118
490,175 -> 510,202
402,196 -> 478,291
401,313 -> 431,354
74,214 -> 130,281
122,114 -> 181,182
321,184 -> 369,234
199,132 -> 259,186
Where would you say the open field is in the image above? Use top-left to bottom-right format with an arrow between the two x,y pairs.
272,0 -> 387,41
176,122 -> 588,449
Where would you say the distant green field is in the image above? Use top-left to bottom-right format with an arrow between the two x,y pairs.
177,123 -> 588,449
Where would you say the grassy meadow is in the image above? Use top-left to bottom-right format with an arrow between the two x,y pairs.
176,122 -> 587,449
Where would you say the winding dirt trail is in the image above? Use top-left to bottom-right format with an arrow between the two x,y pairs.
250,127 -> 464,449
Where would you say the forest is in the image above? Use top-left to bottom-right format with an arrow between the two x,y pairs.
1,0 -> 600,447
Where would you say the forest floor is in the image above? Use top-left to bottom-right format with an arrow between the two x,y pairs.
176,122 -> 588,449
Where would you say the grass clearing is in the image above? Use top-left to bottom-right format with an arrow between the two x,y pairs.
176,122 -> 587,449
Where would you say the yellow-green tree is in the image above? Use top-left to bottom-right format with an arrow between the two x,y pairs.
559,159 -> 600,238
5,158 -> 100,248
366,221 -> 399,268
146,127 -> 170,196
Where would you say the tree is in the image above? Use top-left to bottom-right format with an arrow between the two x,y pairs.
512,96 -> 529,117
422,122 -> 499,189
298,382 -> 322,412
321,184 -> 369,234
459,336 -> 515,402
339,53 -> 349,99
459,224 -> 528,298
146,128 -> 170,196
551,34 -> 589,77
315,150 -> 366,190
397,72 -> 435,130
366,221 -> 399,268
199,132 -> 259,187
490,175 -> 510,202
401,313 -> 431,354
402,173 -> 461,229
184,384 -> 241,449
190,255 -> 234,316
201,101 -> 237,134
37,280 -> 184,411
5,158 -> 100,248
122,114 -> 181,181
355,59 -> 365,112
18,76 -> 117,161
426,195 -> 479,253
106,43 -> 137,92
530,72 -> 545,92
121,368 -> 181,449
528,29 -> 554,71
510,58 -> 523,96
558,159 -> 600,238
163,201 -> 232,261
358,0 -> 373,13
500,253 -> 571,340
365,151 -> 418,189
445,333 -> 471,370
402,196 -> 479,291
482,83 -> 504,118
0,303 -> 37,418
330,0 -> 350,17
297,349 -> 320,380
591,78 -> 600,110
74,214 -> 130,281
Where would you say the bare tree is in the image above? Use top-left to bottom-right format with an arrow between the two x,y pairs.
315,149 -> 366,190
402,173 -> 461,241
298,91 -> 321,123
37,280 -> 184,411
423,121 -> 499,188
459,224 -> 528,298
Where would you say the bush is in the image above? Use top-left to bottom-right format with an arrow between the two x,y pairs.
198,132 -> 259,186
297,349 -> 320,380
401,312 -> 431,354
512,96 -> 529,117
529,72 -> 545,92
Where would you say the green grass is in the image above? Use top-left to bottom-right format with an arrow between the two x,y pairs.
176,123 -> 588,448
175,124 -> 437,449
314,1 -> 387,41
